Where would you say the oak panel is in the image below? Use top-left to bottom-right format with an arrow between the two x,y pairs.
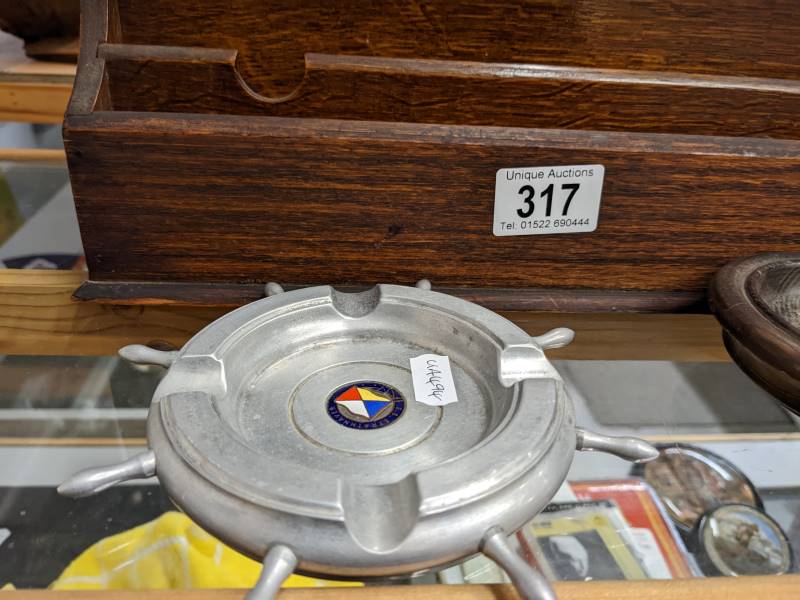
0,270 -> 727,361
8,577 -> 800,600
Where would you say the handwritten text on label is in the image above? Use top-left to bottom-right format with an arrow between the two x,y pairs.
410,354 -> 459,407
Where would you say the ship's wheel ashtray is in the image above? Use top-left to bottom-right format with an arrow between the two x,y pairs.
59,283 -> 657,600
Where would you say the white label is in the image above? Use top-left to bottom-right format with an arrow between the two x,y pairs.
410,354 -> 458,406
493,164 -> 604,236
0,528 -> 9,548
628,528 -> 672,579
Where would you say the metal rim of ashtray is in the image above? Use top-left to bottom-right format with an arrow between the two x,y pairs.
59,282 -> 658,600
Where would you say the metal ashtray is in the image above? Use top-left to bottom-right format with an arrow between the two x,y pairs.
59,283 -> 657,600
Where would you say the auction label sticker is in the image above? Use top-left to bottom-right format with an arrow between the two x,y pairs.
493,164 -> 604,236
410,354 -> 458,407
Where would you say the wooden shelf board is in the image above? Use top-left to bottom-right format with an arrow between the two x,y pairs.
8,577 -> 800,600
0,58 -> 76,79
0,56 -> 74,123
503,312 -> 727,362
6,431 -> 800,448
0,270 -> 728,361
0,80 -> 71,123
0,148 -> 67,163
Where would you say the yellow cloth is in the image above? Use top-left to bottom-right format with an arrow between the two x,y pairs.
52,511 -> 361,590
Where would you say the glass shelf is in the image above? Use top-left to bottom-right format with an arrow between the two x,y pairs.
0,352 -> 797,589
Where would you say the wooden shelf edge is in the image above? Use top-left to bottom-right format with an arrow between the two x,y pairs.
0,270 -> 728,360
0,269 -> 85,286
0,437 -> 147,447
7,578 -> 800,599
0,80 -> 72,124
0,148 -> 67,163
73,280 -> 706,312
0,58 -> 76,80
6,431 -> 800,448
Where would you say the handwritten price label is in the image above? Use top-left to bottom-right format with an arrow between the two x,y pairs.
410,354 -> 459,407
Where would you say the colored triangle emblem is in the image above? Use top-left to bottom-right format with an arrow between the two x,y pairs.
336,385 -> 362,401
328,381 -> 404,429
357,387 -> 388,401
335,399 -> 371,418
362,400 -> 390,418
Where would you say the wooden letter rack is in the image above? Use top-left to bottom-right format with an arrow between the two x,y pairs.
65,0 -> 800,310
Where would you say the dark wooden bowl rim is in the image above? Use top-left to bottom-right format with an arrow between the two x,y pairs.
709,253 -> 800,383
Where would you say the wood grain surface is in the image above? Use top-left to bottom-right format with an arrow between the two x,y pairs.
0,1 -> 79,45
64,112 -> 800,300
8,577 -> 800,600
0,44 -> 74,123
101,51 -> 800,139
0,270 -> 224,356
0,270 -> 728,361
0,81 -> 71,123
0,148 -> 66,163
66,0 -> 800,306
111,0 -> 800,98
73,281 -> 705,313
709,253 -> 800,414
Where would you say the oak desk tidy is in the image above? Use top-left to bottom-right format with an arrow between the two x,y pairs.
65,0 -> 800,311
